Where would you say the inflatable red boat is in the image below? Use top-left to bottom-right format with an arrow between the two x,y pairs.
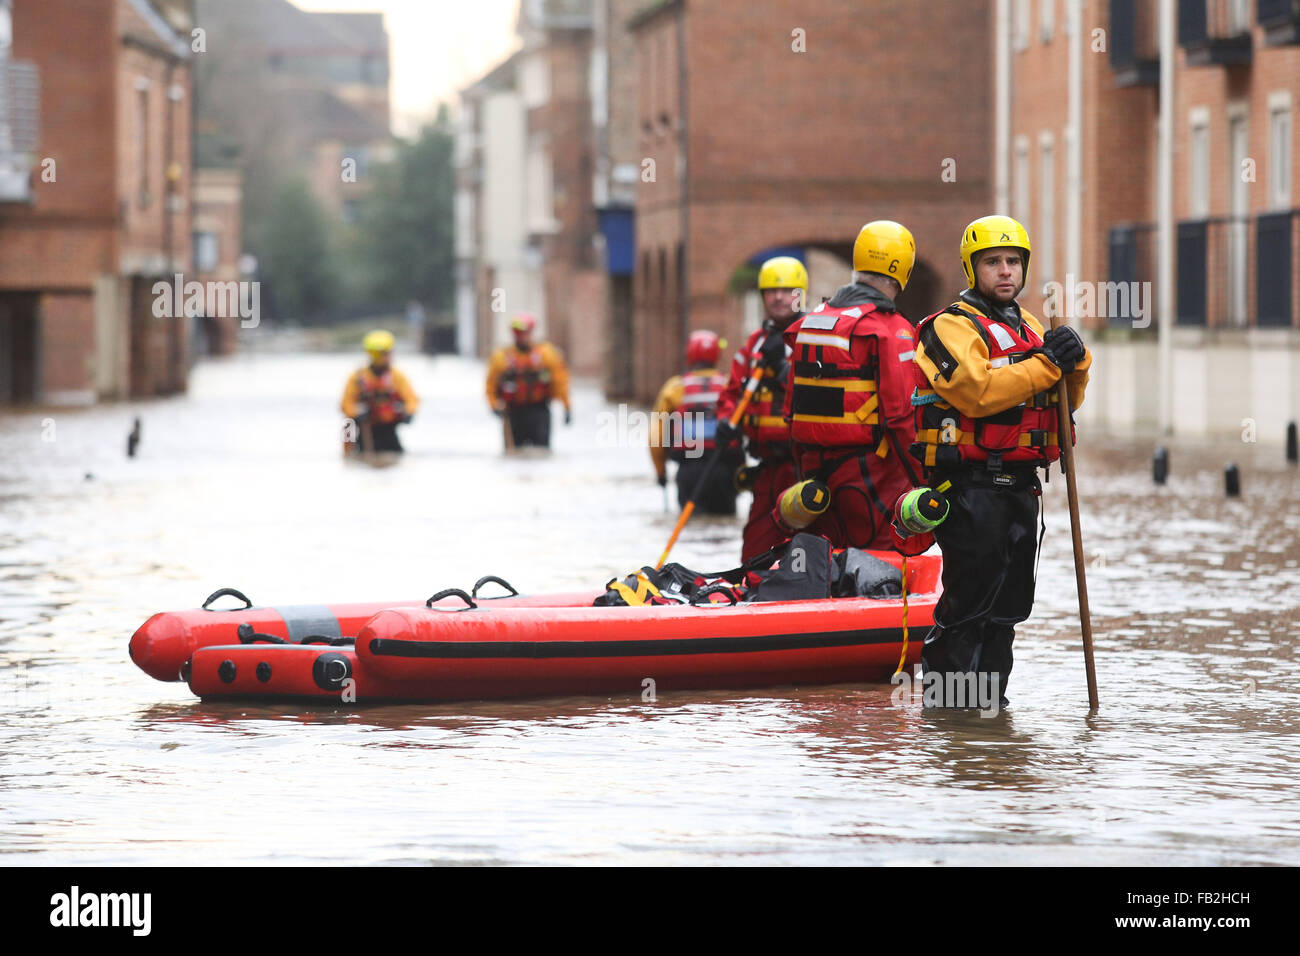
171,553 -> 943,703
129,579 -> 597,682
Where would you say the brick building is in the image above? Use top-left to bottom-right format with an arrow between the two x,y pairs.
0,0 -> 194,405
626,0 -> 994,404
457,0 -> 607,376
1005,0 -> 1300,437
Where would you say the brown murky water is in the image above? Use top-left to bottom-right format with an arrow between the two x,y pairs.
1,347 -> 1298,864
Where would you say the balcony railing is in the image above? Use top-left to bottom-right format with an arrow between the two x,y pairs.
1109,0 -> 1160,86
1257,0 -> 1300,44
1180,0 -> 1254,64
1107,214 -> 1299,329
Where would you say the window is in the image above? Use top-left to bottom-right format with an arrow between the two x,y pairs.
1227,0 -> 1250,35
1040,0 -> 1054,42
1269,93 -> 1292,212
0,0 -> 11,54
194,232 -> 220,272
1013,0 -> 1030,51
1013,135 -> 1031,229
1189,110 -> 1210,219
1039,133 -> 1056,284
136,82 -> 151,208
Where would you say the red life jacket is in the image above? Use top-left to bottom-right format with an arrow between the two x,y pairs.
669,368 -> 726,460
910,303 -> 1066,469
499,347 -> 553,406
785,301 -> 917,456
355,368 -> 402,424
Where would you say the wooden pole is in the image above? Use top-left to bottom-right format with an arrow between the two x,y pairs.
1050,317 -> 1099,711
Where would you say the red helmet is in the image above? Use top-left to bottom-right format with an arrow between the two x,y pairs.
685,330 -> 721,367
510,313 -> 537,335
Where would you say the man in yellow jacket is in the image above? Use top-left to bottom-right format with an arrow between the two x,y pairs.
908,215 -> 1091,708
340,329 -> 419,454
650,330 -> 739,514
485,313 -> 571,449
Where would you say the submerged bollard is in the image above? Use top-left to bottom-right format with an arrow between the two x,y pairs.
1225,463 -> 1240,498
1153,446 -> 1169,485
1288,422 -> 1297,465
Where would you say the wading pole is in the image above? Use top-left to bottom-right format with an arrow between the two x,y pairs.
1051,316 -> 1099,711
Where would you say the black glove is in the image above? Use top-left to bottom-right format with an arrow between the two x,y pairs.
734,464 -> 757,492
715,418 -> 741,449
564,408 -> 573,426
657,473 -> 668,488
492,406 -> 505,418
758,332 -> 787,373
1041,325 -> 1085,374
399,414 -> 413,425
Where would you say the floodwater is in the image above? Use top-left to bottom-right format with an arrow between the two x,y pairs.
1,346 -> 1298,865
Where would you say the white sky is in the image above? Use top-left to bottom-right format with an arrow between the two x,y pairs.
294,0 -> 522,136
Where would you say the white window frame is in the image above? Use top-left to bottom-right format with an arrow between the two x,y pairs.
1038,131 -> 1056,284
1013,0 -> 1030,52
1040,0 -> 1055,43
1268,91 -> 1293,212
1189,108 -> 1211,220
1013,135 -> 1031,229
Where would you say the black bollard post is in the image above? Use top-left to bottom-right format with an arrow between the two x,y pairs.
127,416 -> 141,458
1288,422 -> 1298,465
1225,463 -> 1240,498
1153,446 -> 1169,485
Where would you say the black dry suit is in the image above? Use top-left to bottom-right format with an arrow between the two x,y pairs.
920,289 -> 1044,709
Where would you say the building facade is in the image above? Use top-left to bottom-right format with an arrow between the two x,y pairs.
1006,0 -> 1300,438
0,0 -> 194,405
627,0 -> 994,404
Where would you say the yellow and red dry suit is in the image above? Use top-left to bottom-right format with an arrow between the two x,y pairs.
781,283 -> 920,550
651,367 -> 737,514
717,323 -> 799,560
340,366 -> 419,425
486,342 -> 571,413
910,290 -> 1092,704
910,299 -> 1090,471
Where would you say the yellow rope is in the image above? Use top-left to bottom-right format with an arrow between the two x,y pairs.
894,555 -> 909,676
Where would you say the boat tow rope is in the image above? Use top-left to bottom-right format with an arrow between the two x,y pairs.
894,556 -> 909,677
236,623 -> 353,646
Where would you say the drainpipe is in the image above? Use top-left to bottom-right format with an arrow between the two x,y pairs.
1066,0 -> 1082,304
1157,0 -> 1174,434
994,0 -> 1009,213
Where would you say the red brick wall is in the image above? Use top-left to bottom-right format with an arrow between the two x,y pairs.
40,292 -> 96,396
630,0 -> 993,402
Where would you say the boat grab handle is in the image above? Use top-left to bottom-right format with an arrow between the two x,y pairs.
202,587 -> 254,610
471,575 -> 520,599
426,588 -> 478,610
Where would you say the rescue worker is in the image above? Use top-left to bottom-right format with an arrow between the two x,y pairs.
650,330 -> 739,514
340,329 -> 419,454
485,313 -> 572,450
908,215 -> 1091,707
780,221 -> 922,549
716,256 -> 806,561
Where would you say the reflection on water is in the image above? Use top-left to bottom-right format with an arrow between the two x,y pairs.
1,351 -> 1298,864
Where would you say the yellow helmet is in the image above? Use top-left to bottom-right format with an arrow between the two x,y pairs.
960,215 -> 1031,290
363,329 -> 395,354
853,220 -> 916,291
757,256 -> 809,295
